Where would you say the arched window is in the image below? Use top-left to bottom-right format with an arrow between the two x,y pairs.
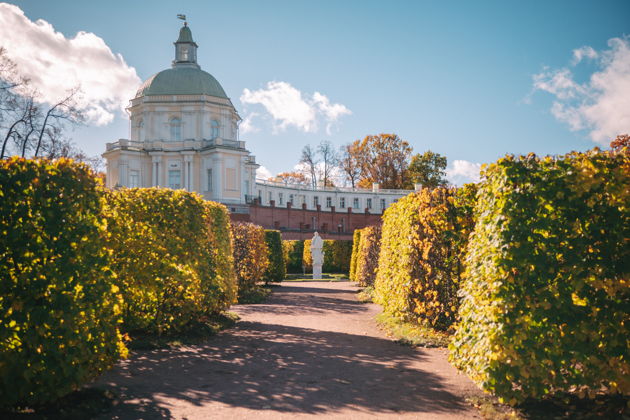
211,120 -> 219,139
170,118 -> 181,141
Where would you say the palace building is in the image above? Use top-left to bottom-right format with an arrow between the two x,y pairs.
103,22 -> 414,239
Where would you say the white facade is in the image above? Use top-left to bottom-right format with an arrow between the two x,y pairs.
103,22 -> 415,212
254,179 -> 417,213
103,23 -> 258,208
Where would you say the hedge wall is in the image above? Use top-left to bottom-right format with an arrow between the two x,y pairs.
303,239 -> 312,273
231,222 -> 269,298
0,158 -> 127,408
324,240 -> 353,273
106,188 -> 236,335
374,185 -> 477,330
450,150 -> 630,403
283,240 -> 304,274
355,225 -> 381,287
349,229 -> 362,281
263,229 -> 285,283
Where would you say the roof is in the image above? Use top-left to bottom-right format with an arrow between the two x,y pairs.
135,67 -> 228,98
176,25 -> 195,44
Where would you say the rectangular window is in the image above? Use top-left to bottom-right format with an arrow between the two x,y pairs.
168,170 -> 181,189
206,168 -> 213,191
340,197 -> 345,208
129,170 -> 140,188
279,193 -> 284,205
225,168 -> 237,191
367,198 -> 372,209
353,198 -> 360,209
313,196 -> 319,207
380,198 -> 386,210
268,191 -> 273,204
289,194 -> 294,204
326,197 -> 332,208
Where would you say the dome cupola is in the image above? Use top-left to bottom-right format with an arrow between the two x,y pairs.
174,22 -> 198,68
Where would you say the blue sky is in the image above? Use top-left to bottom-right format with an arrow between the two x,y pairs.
2,1 -> 629,183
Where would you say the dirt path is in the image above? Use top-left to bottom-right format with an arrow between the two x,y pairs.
94,281 -> 482,419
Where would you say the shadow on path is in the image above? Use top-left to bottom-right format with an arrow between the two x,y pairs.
98,321 -> 468,417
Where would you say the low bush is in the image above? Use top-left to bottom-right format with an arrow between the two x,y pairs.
374,185 -> 476,330
262,230 -> 285,283
450,149 -> 630,404
349,229 -> 362,281
0,158 -> 127,408
355,225 -> 381,287
106,188 -> 236,335
231,222 -> 269,299
283,240 -> 304,274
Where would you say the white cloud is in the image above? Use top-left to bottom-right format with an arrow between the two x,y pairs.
256,165 -> 273,180
572,46 -> 598,64
0,3 -> 141,126
240,112 -> 260,134
532,36 -> 630,145
239,81 -> 351,134
446,160 -> 481,186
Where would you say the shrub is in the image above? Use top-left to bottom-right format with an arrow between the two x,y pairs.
374,185 -> 476,330
263,229 -> 285,283
283,240 -> 304,274
355,225 -> 382,287
450,149 -> 630,404
303,239 -> 312,273
105,188 -> 236,335
323,240 -> 353,273
349,229 -> 362,281
231,222 -> 269,298
0,158 -> 126,408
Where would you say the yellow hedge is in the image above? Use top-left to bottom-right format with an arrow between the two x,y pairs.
355,225 -> 381,287
349,229 -> 362,281
374,185 -> 476,330
106,188 -> 236,335
283,240 -> 304,274
450,149 -> 630,403
0,158 -> 126,408
231,222 -> 269,298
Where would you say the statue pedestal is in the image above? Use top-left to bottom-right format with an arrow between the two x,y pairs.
313,264 -> 322,280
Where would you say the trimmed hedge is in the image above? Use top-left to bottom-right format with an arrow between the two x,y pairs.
0,158 -> 127,408
263,229 -> 285,283
303,239 -> 312,273
106,188 -> 236,335
231,222 -> 269,298
355,225 -> 381,287
450,150 -> 630,403
324,240 -> 353,273
374,185 -> 476,330
283,240 -> 304,274
349,229 -> 362,281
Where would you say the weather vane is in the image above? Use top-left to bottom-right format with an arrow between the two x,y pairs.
177,14 -> 187,26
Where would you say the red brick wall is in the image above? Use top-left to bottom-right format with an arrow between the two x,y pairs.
228,203 -> 382,240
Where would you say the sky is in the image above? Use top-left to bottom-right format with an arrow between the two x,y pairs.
1,0 -> 629,184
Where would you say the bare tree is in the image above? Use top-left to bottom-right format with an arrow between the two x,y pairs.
300,144 -> 319,188
317,140 -> 338,187
1,49 -> 86,159
339,143 -> 361,188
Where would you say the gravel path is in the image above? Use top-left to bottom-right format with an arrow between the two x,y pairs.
94,281 -> 482,419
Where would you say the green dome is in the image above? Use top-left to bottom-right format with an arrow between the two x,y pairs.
177,26 -> 194,43
135,67 -> 228,98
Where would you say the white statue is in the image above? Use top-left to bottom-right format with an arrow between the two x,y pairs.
311,232 -> 324,279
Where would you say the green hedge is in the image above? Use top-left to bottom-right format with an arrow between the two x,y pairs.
374,185 -> 476,330
0,158 -> 127,408
323,240 -> 353,273
283,240 -> 304,273
349,229 -> 362,281
263,230 -> 285,283
106,188 -> 236,335
303,239 -> 313,273
450,150 -> 630,403
355,225 -> 381,287
231,222 -> 269,299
